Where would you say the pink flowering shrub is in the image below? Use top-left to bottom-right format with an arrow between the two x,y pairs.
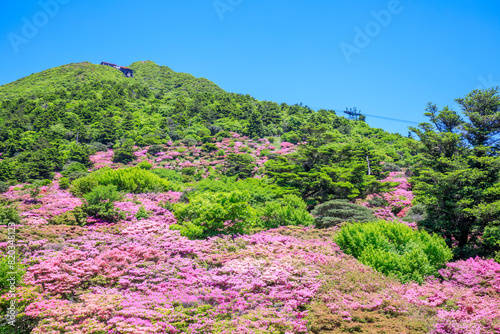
18,224 -> 336,333
89,149 -> 114,170
361,171 -> 414,221
84,134 -> 297,179
1,181 -> 82,226
438,257 -> 500,295
2,137 -> 500,333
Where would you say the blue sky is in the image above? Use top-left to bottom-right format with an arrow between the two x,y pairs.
1,0 -> 499,135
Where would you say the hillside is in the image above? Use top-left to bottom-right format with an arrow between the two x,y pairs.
129,61 -> 224,95
0,61 -> 223,100
0,61 -> 415,182
0,62 -> 499,333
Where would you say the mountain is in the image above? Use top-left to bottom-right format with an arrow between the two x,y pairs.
0,61 -> 223,100
129,60 -> 224,95
0,60 -> 413,182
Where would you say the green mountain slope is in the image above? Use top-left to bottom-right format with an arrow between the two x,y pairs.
0,61 -> 223,100
0,61 -> 416,182
129,60 -> 224,95
0,62 -> 127,100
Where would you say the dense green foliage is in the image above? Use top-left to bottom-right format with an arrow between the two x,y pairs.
265,128 -> 402,207
171,191 -> 259,239
223,153 -> 256,179
0,257 -> 24,295
173,176 -> 313,236
311,199 -> 375,228
189,176 -> 292,206
71,167 -> 174,195
135,205 -> 149,220
410,88 -> 500,259
260,194 -> 315,228
334,221 -> 453,283
76,185 -> 125,225
0,61 -> 416,186
0,182 -> 8,194
0,205 -> 21,225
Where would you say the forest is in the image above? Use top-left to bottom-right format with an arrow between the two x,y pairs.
0,61 -> 499,333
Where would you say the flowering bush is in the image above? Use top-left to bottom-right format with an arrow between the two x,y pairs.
1,136 -> 499,334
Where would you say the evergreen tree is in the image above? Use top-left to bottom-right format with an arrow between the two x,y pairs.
411,88 -> 500,258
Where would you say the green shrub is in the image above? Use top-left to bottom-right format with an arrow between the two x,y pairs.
312,200 -> 375,228
483,223 -> 500,260
0,205 -> 21,225
112,148 -> 135,164
181,167 -> 197,176
70,175 -> 99,197
0,182 -> 9,194
191,177 -> 291,206
78,185 -> 125,224
48,210 -> 78,226
367,195 -> 389,208
58,177 -> 70,190
97,167 -> 170,193
224,153 -> 256,179
170,191 -> 258,239
402,203 -> 427,223
135,205 -> 149,220
201,143 -> 218,152
151,168 -> 183,182
382,162 -> 401,172
334,221 -> 453,283
0,257 -> 24,295
147,144 -> 165,155
71,167 -> 173,196
90,142 -> 108,152
66,171 -> 88,182
143,134 -> 162,146
217,131 -> 230,139
281,131 -> 301,144
259,149 -> 271,157
137,161 -> 153,170
182,137 -> 198,146
201,135 -> 215,143
61,162 -> 87,177
260,195 -> 314,228
159,200 -> 175,212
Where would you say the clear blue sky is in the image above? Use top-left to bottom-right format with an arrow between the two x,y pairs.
1,0 -> 499,135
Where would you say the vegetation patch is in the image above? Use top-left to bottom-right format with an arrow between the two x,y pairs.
334,221 -> 453,283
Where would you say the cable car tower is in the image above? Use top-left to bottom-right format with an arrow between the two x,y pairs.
344,107 -> 362,120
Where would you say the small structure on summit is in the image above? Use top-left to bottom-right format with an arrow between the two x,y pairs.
100,62 -> 134,78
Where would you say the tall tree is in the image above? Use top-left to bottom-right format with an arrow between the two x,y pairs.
456,87 -> 500,148
411,88 -> 500,258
